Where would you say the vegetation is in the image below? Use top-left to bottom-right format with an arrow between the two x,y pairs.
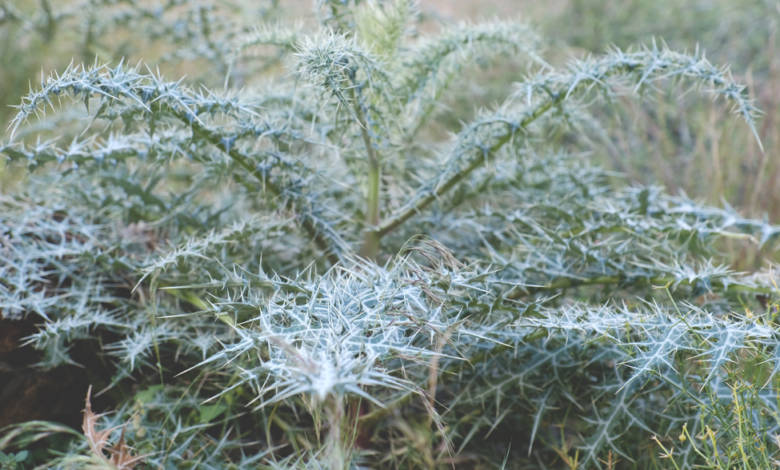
1,0 -> 779,468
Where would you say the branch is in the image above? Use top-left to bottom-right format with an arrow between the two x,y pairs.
506,273 -> 778,298
178,111 -> 346,265
375,46 -> 761,240
7,63 -> 346,265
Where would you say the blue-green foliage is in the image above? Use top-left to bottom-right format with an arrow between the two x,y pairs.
1,0 -> 779,468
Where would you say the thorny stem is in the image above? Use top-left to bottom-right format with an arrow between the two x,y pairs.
174,109 -> 344,265
354,271 -> 779,427
373,52 -> 759,242
374,95 -> 560,239
506,274 -> 779,298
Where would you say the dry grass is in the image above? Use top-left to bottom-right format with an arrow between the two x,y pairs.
425,0 -> 780,251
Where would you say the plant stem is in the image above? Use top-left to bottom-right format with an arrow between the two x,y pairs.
374,50 -> 757,242
175,110 -> 344,265
360,160 -> 381,258
324,397 -> 347,470
506,274 -> 778,298
349,86 -> 382,260
374,92 -> 562,241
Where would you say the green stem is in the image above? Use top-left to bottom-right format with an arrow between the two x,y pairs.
174,109 -> 343,265
349,86 -> 382,260
506,274 -> 778,298
375,92 -> 562,240
359,161 -> 381,259
374,52 -> 751,242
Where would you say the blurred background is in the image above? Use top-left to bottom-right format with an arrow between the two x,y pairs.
431,0 -> 779,227
2,0 -> 778,264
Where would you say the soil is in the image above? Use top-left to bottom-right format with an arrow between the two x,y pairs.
0,318 -> 112,430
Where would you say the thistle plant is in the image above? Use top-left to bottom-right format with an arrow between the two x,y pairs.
1,1 -> 779,468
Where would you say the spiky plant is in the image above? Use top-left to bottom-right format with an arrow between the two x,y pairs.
1,0 -> 779,468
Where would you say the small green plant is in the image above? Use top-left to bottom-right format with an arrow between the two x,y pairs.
1,0 -> 779,468
0,450 -> 27,470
